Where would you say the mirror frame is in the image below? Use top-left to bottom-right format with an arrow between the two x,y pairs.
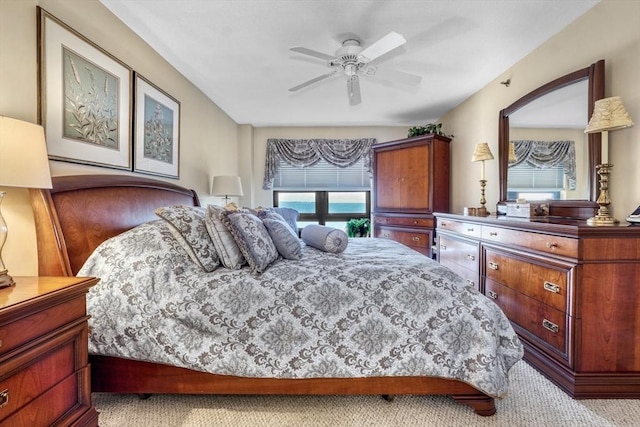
498,60 -> 604,218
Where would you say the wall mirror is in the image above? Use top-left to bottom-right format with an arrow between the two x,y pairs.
498,60 -> 604,218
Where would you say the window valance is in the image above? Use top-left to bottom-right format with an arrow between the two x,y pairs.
509,140 -> 577,190
263,138 -> 376,190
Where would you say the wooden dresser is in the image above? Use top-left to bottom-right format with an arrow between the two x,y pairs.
372,134 -> 451,257
0,276 -> 99,426
435,213 -> 640,398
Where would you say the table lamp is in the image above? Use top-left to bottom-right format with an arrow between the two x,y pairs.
212,175 -> 244,205
0,116 -> 53,287
471,142 -> 494,216
584,96 -> 634,225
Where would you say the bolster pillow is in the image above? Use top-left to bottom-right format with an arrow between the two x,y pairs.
301,225 -> 348,253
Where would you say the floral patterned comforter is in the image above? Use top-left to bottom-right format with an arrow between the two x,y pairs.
79,220 -> 523,397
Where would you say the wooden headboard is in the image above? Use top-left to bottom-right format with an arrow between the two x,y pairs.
30,174 -> 200,276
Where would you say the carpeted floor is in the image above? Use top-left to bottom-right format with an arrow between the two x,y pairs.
93,361 -> 639,426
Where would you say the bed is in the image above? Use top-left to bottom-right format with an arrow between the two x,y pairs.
30,174 -> 522,416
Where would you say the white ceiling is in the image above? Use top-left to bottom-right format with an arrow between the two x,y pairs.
99,0 -> 599,127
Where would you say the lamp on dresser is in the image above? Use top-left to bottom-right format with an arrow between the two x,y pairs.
584,96 -> 634,225
471,142 -> 494,216
0,116 -> 52,288
212,175 -> 244,205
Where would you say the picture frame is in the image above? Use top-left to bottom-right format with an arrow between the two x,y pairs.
38,8 -> 132,170
133,73 -> 180,178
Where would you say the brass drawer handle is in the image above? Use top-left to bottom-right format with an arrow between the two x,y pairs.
467,228 -> 474,232
489,231 -> 498,236
545,241 -> 558,249
542,319 -> 559,333
488,261 -> 499,270
413,220 -> 419,224
466,254 -> 476,261
440,245 -> 447,251
487,290 -> 498,299
0,389 -> 8,408
467,280 -> 475,287
412,236 -> 420,242
543,281 -> 560,294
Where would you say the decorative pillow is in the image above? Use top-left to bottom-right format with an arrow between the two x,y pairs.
261,213 -> 302,260
301,224 -> 348,253
219,210 -> 279,274
266,207 -> 299,235
156,205 -> 220,271
204,205 -> 245,269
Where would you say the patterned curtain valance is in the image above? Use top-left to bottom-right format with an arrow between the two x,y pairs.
509,140 -> 577,190
263,138 -> 376,190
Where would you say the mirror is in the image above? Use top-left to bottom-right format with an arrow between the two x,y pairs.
498,60 -> 604,217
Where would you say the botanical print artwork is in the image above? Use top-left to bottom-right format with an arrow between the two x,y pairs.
143,95 -> 174,164
63,47 -> 119,148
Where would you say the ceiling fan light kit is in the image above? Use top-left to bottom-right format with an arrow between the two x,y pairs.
289,31 -> 421,106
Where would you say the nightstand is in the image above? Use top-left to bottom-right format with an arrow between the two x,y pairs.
0,276 -> 99,426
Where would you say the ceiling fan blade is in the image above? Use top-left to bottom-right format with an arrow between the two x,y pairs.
357,31 -> 406,63
366,66 -> 422,86
288,71 -> 337,92
347,75 -> 361,106
290,47 -> 335,62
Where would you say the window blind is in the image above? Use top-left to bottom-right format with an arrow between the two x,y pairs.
508,163 -> 565,190
273,157 -> 371,191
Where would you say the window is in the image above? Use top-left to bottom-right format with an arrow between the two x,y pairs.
274,191 -> 370,229
273,157 -> 371,229
507,163 -> 565,200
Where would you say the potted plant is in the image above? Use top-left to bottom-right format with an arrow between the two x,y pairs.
407,123 -> 453,138
346,218 -> 371,237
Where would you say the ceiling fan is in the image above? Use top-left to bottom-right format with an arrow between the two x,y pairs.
288,32 -> 422,106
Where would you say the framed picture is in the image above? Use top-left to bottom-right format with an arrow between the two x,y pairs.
38,8 -> 132,170
133,73 -> 180,178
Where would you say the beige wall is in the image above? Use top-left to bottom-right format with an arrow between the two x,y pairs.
441,0 -> 640,217
0,0 -> 239,275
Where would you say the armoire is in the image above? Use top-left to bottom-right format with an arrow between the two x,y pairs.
371,134 -> 451,257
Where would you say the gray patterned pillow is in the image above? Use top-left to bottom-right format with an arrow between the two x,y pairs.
219,211 -> 279,274
261,213 -> 302,260
301,224 -> 348,253
204,205 -> 246,269
156,205 -> 220,272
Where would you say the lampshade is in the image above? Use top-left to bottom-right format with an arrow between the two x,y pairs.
0,116 -> 52,189
471,142 -> 494,162
508,142 -> 517,163
585,96 -> 634,134
211,175 -> 243,197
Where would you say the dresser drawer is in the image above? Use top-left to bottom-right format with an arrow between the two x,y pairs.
0,322 -> 86,424
0,367 -> 90,427
441,262 -> 480,291
439,235 -> 479,272
0,295 -> 86,357
484,249 -> 572,313
437,219 -> 481,238
485,279 -> 567,355
374,215 -> 434,228
376,227 -> 432,250
482,225 -> 578,258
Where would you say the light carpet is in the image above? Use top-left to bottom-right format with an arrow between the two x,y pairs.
93,361 -> 639,426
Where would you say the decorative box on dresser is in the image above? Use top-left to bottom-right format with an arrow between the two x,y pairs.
0,276 -> 99,426
372,134 -> 451,258
435,213 -> 640,398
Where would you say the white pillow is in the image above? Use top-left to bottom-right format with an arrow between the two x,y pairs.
204,205 -> 245,269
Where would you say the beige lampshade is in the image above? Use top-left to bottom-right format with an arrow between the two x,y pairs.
0,116 -> 52,189
585,96 -> 634,133
508,142 -> 517,163
471,142 -> 494,162
212,175 -> 243,197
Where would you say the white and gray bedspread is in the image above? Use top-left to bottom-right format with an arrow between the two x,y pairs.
79,220 -> 523,397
